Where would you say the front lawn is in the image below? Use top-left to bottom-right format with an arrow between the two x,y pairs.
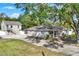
0,39 -> 64,56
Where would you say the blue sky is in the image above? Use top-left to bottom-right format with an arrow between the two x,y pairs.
0,3 -> 24,18
0,3 -> 54,18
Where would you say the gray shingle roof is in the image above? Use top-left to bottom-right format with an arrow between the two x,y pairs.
25,25 -> 64,32
3,21 -> 22,25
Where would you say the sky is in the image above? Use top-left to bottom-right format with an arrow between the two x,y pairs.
0,3 -> 24,18
0,3 -> 54,19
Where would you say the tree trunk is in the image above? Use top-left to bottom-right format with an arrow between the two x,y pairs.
76,31 -> 79,43
71,25 -> 79,43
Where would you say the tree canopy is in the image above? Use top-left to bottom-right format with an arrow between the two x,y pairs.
15,3 -> 79,42
16,3 -> 55,29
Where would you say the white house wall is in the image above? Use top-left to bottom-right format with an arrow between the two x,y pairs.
19,25 -> 21,30
12,25 -> 18,30
12,25 -> 21,30
1,21 -> 22,31
1,21 -> 7,31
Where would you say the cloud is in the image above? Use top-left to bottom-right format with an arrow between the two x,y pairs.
3,6 -> 15,9
10,13 -> 20,18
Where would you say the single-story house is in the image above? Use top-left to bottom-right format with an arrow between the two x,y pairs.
1,21 -> 22,34
0,20 -> 26,39
25,25 -> 64,38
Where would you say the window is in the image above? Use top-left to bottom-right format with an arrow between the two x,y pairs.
49,31 -> 53,34
11,25 -> 12,28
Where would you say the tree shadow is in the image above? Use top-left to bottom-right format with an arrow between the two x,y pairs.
61,37 -> 77,44
25,36 -> 43,43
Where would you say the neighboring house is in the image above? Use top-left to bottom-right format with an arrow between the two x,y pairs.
1,21 -> 22,34
62,29 -> 74,35
25,25 -> 64,38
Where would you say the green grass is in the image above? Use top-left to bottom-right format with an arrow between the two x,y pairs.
0,39 -> 64,56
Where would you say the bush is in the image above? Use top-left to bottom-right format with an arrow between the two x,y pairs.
44,34 -> 49,40
62,33 -> 76,40
69,34 -> 76,40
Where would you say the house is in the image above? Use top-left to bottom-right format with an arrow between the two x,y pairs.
0,21 -> 64,39
25,25 -> 64,38
1,21 -> 22,34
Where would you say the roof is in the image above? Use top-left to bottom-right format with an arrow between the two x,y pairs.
25,25 -> 64,32
43,25 -> 63,30
3,21 -> 22,25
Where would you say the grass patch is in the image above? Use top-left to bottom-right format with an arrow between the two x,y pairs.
0,39 -> 64,56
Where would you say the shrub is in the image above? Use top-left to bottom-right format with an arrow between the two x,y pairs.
44,34 -> 49,40
62,33 -> 76,40
69,34 -> 76,40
